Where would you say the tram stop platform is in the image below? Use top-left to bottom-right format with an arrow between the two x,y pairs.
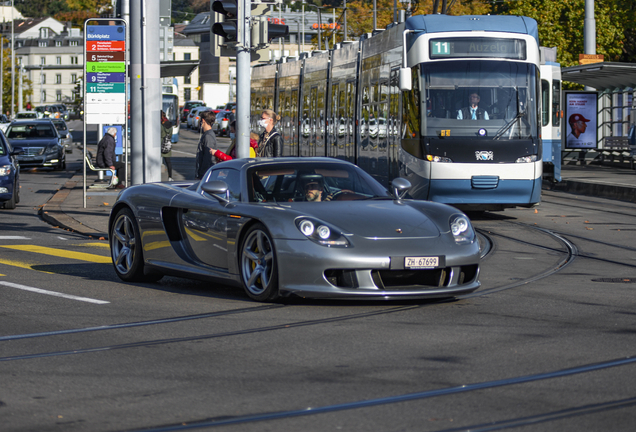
39,161 -> 636,240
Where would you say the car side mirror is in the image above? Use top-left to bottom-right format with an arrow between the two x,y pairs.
391,177 -> 411,199
10,147 -> 24,156
201,180 -> 230,203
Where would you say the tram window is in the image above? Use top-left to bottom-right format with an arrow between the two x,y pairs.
552,79 -> 561,127
402,68 -> 420,149
362,86 -> 370,105
541,79 -> 550,127
380,82 -> 388,102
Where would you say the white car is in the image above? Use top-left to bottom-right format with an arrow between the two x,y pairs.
187,106 -> 207,129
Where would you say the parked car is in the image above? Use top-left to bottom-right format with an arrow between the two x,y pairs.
51,119 -> 74,153
4,120 -> 65,170
14,111 -> 39,120
193,108 -> 212,131
188,106 -> 208,129
108,157 -> 481,302
181,100 -> 206,122
211,110 -> 230,136
0,131 -> 22,209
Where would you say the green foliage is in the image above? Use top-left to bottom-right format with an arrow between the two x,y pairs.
1,42 -> 33,114
495,0 -> 633,67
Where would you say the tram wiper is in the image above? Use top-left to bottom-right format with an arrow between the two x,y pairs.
493,111 -> 524,140
494,87 -> 525,140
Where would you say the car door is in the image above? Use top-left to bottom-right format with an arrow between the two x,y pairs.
180,168 -> 242,269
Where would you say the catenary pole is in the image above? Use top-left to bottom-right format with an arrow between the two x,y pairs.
235,0 -> 251,158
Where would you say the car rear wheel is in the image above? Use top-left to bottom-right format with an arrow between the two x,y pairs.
110,207 -> 163,282
239,223 -> 279,302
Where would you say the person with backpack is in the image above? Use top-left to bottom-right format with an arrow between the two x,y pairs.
160,111 -> 174,180
257,109 -> 283,157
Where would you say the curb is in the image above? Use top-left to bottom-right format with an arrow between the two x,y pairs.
40,178 -> 110,240
545,179 -> 636,204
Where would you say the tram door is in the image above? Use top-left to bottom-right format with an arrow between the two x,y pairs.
388,68 -> 402,181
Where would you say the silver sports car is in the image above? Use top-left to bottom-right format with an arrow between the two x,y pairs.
109,158 -> 480,302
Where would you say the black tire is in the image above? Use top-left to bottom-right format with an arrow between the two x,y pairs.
239,223 -> 279,302
4,181 -> 17,209
110,207 -> 163,282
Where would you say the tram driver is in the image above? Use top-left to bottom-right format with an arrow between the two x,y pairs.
457,92 -> 490,120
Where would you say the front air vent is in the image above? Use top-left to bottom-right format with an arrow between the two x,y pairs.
471,176 -> 499,189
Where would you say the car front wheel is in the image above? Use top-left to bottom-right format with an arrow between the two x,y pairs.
239,223 -> 279,302
110,207 -> 163,282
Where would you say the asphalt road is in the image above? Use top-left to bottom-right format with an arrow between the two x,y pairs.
0,124 -> 635,431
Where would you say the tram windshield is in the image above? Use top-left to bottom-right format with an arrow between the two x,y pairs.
421,61 -> 538,140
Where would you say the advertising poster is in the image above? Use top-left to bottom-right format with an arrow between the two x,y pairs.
564,92 -> 598,149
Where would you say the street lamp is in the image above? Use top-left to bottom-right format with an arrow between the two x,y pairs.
303,3 -> 322,51
288,19 -> 302,56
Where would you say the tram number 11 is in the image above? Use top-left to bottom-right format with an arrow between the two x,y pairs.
432,41 -> 450,55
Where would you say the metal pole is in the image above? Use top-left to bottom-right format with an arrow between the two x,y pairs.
584,0 -> 596,91
302,1 -> 305,53
40,65 -> 43,104
344,0 -> 347,41
17,65 -> 22,111
235,0 -> 251,158
317,8 -> 321,50
373,0 -> 377,30
11,0 -> 14,117
332,8 -> 335,46
393,0 -> 397,23
1,23 -> 3,116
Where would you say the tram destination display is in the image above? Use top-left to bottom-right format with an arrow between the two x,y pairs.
430,38 -> 527,60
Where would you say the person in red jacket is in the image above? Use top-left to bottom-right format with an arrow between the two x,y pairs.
210,129 -> 259,161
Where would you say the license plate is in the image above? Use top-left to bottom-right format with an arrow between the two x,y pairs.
405,256 -> 439,269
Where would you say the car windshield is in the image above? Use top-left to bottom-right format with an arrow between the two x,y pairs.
52,121 -> 67,131
6,124 -> 56,139
15,113 -> 37,119
247,162 -> 390,202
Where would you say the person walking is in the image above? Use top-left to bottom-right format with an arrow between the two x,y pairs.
195,110 -> 218,179
257,109 -> 283,157
161,110 -> 174,181
96,127 -> 126,189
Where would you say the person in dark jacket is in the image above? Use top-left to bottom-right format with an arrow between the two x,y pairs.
96,127 -> 126,188
161,110 -> 174,180
257,109 -> 283,157
195,110 -> 218,179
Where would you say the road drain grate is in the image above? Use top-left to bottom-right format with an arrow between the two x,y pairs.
592,278 -> 636,283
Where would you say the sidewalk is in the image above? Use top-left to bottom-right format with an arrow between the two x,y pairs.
40,163 -> 636,240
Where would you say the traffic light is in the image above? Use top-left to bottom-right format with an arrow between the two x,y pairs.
266,19 -> 289,43
211,0 -> 240,47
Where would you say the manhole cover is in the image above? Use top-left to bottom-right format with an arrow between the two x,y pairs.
591,278 -> 636,283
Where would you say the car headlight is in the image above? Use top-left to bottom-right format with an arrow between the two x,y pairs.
450,214 -> 475,244
296,217 -> 349,247
426,154 -> 453,163
516,155 -> 537,163
0,164 -> 12,176
46,146 -> 58,154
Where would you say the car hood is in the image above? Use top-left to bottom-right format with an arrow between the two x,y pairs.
7,138 -> 58,147
287,200 -> 442,239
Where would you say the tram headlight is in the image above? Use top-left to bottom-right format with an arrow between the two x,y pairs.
296,217 -> 349,247
449,215 -> 475,244
426,155 -> 453,163
515,155 -> 537,163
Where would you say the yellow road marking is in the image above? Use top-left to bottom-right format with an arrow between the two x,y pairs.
77,242 -> 110,249
0,245 -> 111,263
144,240 -> 171,252
0,258 -> 55,274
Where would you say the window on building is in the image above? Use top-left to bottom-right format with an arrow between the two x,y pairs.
40,57 -> 46,65
56,40 -> 62,47
184,88 -> 191,101
39,40 -> 48,47
56,90 -> 62,102
185,76 -> 191,84
70,56 -> 78,65
17,57 -> 21,65
71,73 -> 77,84
41,91 -> 46,102
41,74 -> 46,84
69,40 -> 78,47
184,53 -> 191,61
56,56 -> 62,65
56,74 -> 62,84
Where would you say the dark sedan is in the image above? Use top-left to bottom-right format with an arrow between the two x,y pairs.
5,120 -> 66,170
0,131 -> 22,209
109,158 -> 481,302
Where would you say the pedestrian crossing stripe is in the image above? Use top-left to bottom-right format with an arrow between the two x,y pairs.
0,245 -> 111,263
